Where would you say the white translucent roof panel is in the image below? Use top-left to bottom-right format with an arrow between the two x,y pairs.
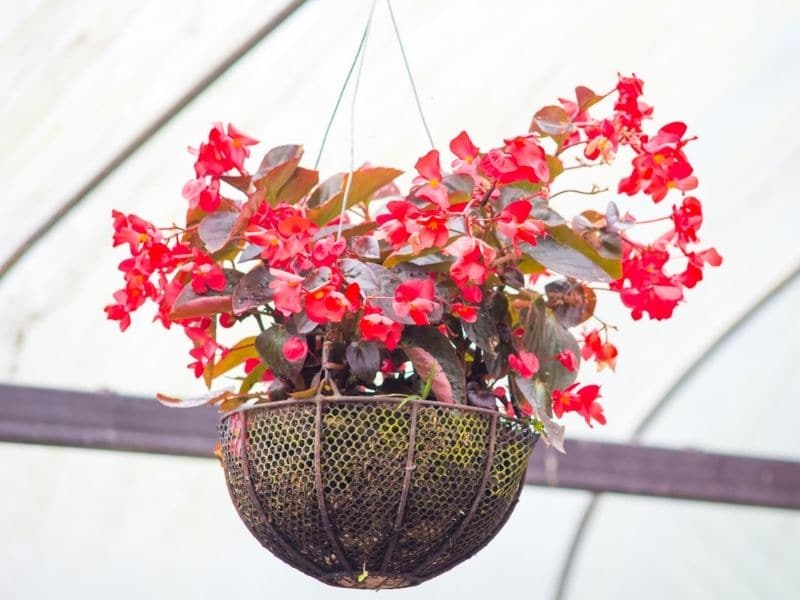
643,271 -> 800,460
0,0 -> 290,261
0,0 -> 797,446
2,1 -> 800,599
0,442 -> 591,600
566,494 -> 800,600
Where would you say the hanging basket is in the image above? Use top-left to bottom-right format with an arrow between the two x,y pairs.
218,396 -> 537,589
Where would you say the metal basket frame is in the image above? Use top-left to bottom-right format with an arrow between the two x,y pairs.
219,396 -> 537,589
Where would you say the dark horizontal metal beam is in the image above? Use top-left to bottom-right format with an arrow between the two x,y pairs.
1,383 -> 798,509
525,440 -> 800,510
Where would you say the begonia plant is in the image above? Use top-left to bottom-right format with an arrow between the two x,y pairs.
106,74 -> 720,450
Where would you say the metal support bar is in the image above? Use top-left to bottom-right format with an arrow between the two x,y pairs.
1,384 -> 798,509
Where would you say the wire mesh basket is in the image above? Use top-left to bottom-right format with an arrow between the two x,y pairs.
218,396 -> 537,589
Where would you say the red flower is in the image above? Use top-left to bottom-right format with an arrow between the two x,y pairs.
282,336 -> 308,363
450,131 -> 480,176
393,279 -> 439,325
312,236 -> 347,267
305,285 -> 355,324
445,237 -> 497,294
611,244 -> 684,320
184,317 -> 221,378
269,269 -> 304,316
111,210 -> 161,254
614,74 -> 652,132
451,303 -> 478,323
409,210 -> 449,252
498,199 -> 546,250
618,122 -> 698,203
581,329 -> 618,371
509,350 -> 540,378
182,178 -> 221,212
360,310 -> 404,350
584,119 -> 619,162
480,136 -> 549,185
678,247 -> 723,289
552,383 -> 605,427
244,204 -> 318,269
556,349 -> 579,372
377,200 -> 421,248
413,150 -> 449,208
671,196 -> 703,249
194,122 -> 257,178
180,250 -> 227,294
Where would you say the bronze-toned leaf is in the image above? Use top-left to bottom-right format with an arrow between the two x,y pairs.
520,297 -> 580,392
252,145 -> 304,206
308,167 -> 403,226
157,386 -> 236,408
231,264 -> 272,315
401,326 -> 465,404
198,211 -> 238,253
345,341 -> 381,383
275,166 -> 318,205
545,279 -> 597,328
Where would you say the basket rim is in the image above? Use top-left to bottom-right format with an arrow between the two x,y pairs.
220,394 -> 530,425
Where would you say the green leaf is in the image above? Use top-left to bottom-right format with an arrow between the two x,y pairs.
240,363 -> 267,394
314,221 -> 378,240
252,145 -> 304,206
511,376 -> 565,453
383,245 -> 448,269
401,326 -> 465,404
212,336 -> 258,378
521,223 -> 622,283
198,211 -> 238,253
231,264 -> 273,315
548,224 -> 622,279
520,298 -> 580,393
254,325 -> 301,383
308,167 -> 403,227
345,341 -> 380,383
546,155 -> 564,182
275,166 -> 318,205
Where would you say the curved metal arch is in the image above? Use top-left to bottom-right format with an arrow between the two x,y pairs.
552,261 -> 800,600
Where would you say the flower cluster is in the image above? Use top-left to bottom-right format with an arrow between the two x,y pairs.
107,74 -> 720,449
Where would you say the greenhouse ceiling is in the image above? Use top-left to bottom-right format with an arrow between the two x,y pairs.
1,1 -> 798,599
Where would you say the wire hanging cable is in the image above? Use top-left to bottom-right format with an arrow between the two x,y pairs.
313,0 -> 377,170
386,0 -> 436,149
336,2 -> 374,238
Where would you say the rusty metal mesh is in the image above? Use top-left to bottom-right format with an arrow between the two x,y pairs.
219,397 -> 536,589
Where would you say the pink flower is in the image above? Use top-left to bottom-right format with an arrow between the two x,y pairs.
360,310 -> 404,350
509,350 -> 540,378
413,150 -> 449,209
393,279 -> 439,325
268,269 -> 304,316
282,336 -> 308,363
450,131 -> 480,176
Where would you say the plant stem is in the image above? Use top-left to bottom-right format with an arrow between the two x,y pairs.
549,186 -> 609,200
